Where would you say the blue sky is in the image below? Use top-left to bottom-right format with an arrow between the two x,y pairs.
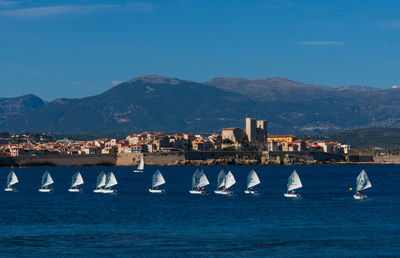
1,0 -> 400,100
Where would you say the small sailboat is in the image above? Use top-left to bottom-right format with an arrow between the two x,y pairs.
244,169 -> 260,194
284,170 -> 302,198
39,171 -> 55,192
189,169 -> 210,194
353,170 -> 371,200
214,170 -> 226,194
215,170 -> 236,195
102,172 -> 118,193
69,171 -> 84,192
149,170 -> 166,193
134,156 -> 144,173
93,171 -> 106,193
4,171 -> 19,192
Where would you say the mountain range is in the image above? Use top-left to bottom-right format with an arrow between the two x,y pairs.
1,75 -> 400,135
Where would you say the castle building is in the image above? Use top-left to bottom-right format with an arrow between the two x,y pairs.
246,117 -> 257,142
256,120 -> 268,142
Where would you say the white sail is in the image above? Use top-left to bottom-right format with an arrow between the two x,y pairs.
96,172 -> 106,188
356,170 -> 372,192
247,170 -> 260,189
192,169 -> 201,188
198,171 -> 210,188
105,172 -> 118,188
287,170 -> 302,192
224,171 -> 236,189
217,170 -> 226,188
137,157 -> 144,170
41,171 -> 54,188
71,171 -> 84,188
152,170 -> 165,188
7,171 -> 19,187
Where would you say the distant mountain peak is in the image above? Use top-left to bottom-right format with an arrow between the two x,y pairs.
128,75 -> 183,85
207,76 -> 322,88
336,85 -> 378,92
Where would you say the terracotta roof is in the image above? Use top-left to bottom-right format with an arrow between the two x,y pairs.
268,135 -> 297,138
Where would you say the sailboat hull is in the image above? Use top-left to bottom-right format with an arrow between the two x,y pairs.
189,190 -> 208,195
102,189 -> 117,193
93,189 -> 105,193
68,188 -> 83,192
214,190 -> 232,195
284,193 -> 301,198
39,188 -> 54,192
353,194 -> 367,200
244,190 -> 259,194
149,189 -> 165,193
133,170 -> 143,173
4,187 -> 16,192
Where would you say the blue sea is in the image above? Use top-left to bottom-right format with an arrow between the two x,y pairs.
0,164 -> 399,257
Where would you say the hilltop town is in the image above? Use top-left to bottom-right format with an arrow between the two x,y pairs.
0,118 -> 350,158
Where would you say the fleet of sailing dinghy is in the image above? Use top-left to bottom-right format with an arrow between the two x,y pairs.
284,170 -> 302,198
69,171 -> 84,192
2,168 -> 376,199
93,171 -> 107,193
149,170 -> 166,193
5,171 -> 19,192
244,170 -> 260,194
39,171 -> 55,192
134,156 -> 144,173
214,170 -> 236,195
353,170 -> 371,200
189,169 -> 210,194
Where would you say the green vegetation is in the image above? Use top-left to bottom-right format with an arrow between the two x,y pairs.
237,138 -> 248,144
222,138 -> 234,144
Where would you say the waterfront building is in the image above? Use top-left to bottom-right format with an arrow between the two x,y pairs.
292,140 -> 306,151
268,140 -> 279,151
268,135 -> 297,144
81,146 -> 100,155
10,146 -> 27,156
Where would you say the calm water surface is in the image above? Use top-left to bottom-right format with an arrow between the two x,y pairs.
0,164 -> 399,257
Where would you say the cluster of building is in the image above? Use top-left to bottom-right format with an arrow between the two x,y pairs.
267,135 -> 350,155
1,132 -> 223,157
221,118 -> 350,154
0,117 -> 350,157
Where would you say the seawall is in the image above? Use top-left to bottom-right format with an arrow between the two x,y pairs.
14,154 -> 116,167
0,151 -> 359,167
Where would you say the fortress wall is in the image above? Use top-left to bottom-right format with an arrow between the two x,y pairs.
143,152 -> 186,166
373,155 -> 400,164
348,155 -> 374,162
0,151 -> 360,168
15,154 -> 116,167
268,151 -> 345,164
184,151 -> 261,165
116,153 -> 141,166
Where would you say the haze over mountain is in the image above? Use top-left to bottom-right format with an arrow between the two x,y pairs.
1,75 -> 400,135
